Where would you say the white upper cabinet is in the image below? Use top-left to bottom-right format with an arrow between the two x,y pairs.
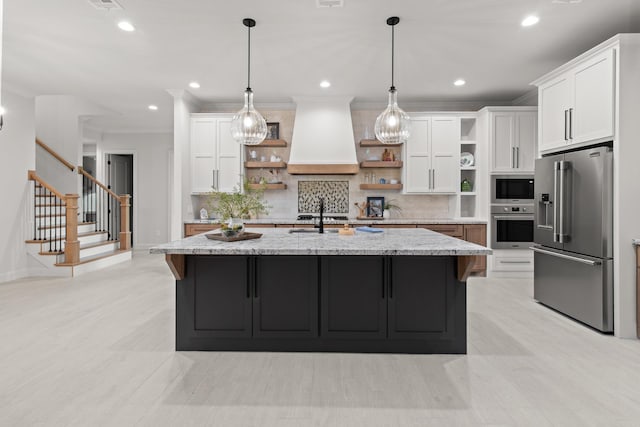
405,116 -> 459,194
535,48 -> 615,154
190,114 -> 242,194
490,108 -> 537,173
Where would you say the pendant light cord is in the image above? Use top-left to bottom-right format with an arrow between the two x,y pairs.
391,23 -> 395,90
247,25 -> 251,91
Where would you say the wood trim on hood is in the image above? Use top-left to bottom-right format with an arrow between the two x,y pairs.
287,164 -> 360,175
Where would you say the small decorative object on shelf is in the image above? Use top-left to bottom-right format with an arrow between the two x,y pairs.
383,199 -> 402,219
461,178 -> 473,192
199,208 -> 209,220
354,201 -> 368,218
382,148 -> 396,161
367,196 -> 384,218
266,122 -> 280,140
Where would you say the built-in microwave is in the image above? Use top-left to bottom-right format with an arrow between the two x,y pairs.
491,175 -> 535,204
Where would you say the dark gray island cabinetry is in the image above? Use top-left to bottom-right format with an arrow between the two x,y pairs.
150,228 -> 490,354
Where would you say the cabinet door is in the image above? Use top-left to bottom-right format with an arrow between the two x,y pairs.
253,256 -> 318,338
491,112 -> 515,172
463,224 -> 487,272
539,74 -> 572,152
388,256 -> 453,339
515,112 -> 537,172
190,118 -> 216,193
431,117 -> 460,193
216,118 -> 242,193
572,49 -> 615,144
192,256 -> 252,338
321,256 -> 387,339
404,117 -> 431,193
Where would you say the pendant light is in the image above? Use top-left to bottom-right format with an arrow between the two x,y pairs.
374,16 -> 410,144
230,18 -> 267,145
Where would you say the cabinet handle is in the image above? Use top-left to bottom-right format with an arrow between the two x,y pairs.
388,258 -> 393,299
516,147 -> 519,168
253,260 -> 258,299
569,108 -> 573,140
499,260 -> 532,264
564,110 -> 568,141
246,258 -> 251,298
382,258 -> 385,298
432,169 -> 435,190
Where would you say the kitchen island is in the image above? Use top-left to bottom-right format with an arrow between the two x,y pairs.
150,227 -> 491,354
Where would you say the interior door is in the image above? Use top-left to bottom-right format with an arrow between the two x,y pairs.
431,117 -> 459,193
106,153 -> 133,244
404,117 -> 431,193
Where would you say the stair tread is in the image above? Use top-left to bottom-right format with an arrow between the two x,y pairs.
55,249 -> 132,267
26,230 -> 108,244
37,240 -> 120,256
37,221 -> 97,231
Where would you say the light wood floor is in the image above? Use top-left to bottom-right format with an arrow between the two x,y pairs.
1,252 -> 639,427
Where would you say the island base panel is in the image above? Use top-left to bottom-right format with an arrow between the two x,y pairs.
176,255 -> 466,354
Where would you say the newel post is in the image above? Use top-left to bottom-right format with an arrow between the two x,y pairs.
64,194 -> 80,264
119,194 -> 131,250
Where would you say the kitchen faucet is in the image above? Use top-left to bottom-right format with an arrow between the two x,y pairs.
315,197 -> 324,234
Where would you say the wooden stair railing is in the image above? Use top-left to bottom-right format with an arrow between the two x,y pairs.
78,166 -> 131,250
27,170 -> 80,264
35,139 -> 76,172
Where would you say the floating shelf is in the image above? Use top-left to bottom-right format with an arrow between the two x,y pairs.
359,183 -> 403,190
460,192 -> 477,196
460,140 -> 477,145
245,161 -> 287,168
460,166 -> 476,171
247,183 -> 287,190
256,139 -> 287,147
360,161 -> 403,168
359,139 -> 402,147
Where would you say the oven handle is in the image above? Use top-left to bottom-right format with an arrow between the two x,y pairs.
530,246 -> 601,266
492,215 -> 534,220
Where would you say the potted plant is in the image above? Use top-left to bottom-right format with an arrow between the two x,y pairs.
206,180 -> 270,236
383,199 -> 402,219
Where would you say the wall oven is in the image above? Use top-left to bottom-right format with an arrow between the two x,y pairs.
491,175 -> 535,204
491,205 -> 534,249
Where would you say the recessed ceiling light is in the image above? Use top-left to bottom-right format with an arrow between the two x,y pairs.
454,79 -> 466,87
117,21 -> 135,32
320,80 -> 331,88
148,105 -> 158,111
189,81 -> 201,89
521,15 -> 540,27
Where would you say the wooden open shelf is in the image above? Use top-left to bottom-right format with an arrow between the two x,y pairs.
359,139 -> 402,147
256,139 -> 287,147
247,183 -> 287,190
245,161 -> 287,169
356,217 -> 385,220
359,184 -> 403,190
360,161 -> 403,168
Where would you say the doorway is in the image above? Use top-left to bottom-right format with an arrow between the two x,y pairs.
105,154 -> 134,246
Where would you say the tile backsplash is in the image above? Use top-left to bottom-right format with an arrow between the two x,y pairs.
298,181 -> 349,213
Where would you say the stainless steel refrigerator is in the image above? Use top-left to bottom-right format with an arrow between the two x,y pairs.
533,145 -> 613,332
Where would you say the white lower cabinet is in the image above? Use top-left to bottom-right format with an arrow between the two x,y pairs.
404,116 -> 460,194
190,114 -> 242,194
490,249 -> 534,273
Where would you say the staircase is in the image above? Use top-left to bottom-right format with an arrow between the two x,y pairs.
26,140 -> 132,277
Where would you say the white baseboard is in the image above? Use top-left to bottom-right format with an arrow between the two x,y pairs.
0,268 -> 31,284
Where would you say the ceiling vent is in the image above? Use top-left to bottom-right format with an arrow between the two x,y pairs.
87,0 -> 123,10
316,0 -> 344,8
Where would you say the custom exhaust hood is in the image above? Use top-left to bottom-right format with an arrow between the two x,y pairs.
287,97 -> 360,175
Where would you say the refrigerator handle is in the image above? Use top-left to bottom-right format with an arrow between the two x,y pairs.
558,161 -> 570,243
553,161 -> 559,242
530,246 -> 601,266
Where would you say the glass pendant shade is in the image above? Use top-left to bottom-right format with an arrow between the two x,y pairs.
375,88 -> 410,144
231,89 -> 267,145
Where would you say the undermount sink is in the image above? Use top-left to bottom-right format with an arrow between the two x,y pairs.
289,228 -> 339,234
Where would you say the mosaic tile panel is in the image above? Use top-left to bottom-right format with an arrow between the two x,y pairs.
298,181 -> 349,213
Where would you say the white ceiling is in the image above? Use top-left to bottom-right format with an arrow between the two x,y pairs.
3,0 -> 640,132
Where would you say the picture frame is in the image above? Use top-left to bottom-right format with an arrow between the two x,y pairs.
366,196 -> 384,218
266,122 -> 280,140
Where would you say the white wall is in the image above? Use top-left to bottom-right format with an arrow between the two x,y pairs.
0,91 -> 36,282
35,95 -> 112,194
98,132 -> 173,247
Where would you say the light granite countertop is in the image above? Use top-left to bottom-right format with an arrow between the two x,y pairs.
151,227 -> 492,256
185,218 -> 488,225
